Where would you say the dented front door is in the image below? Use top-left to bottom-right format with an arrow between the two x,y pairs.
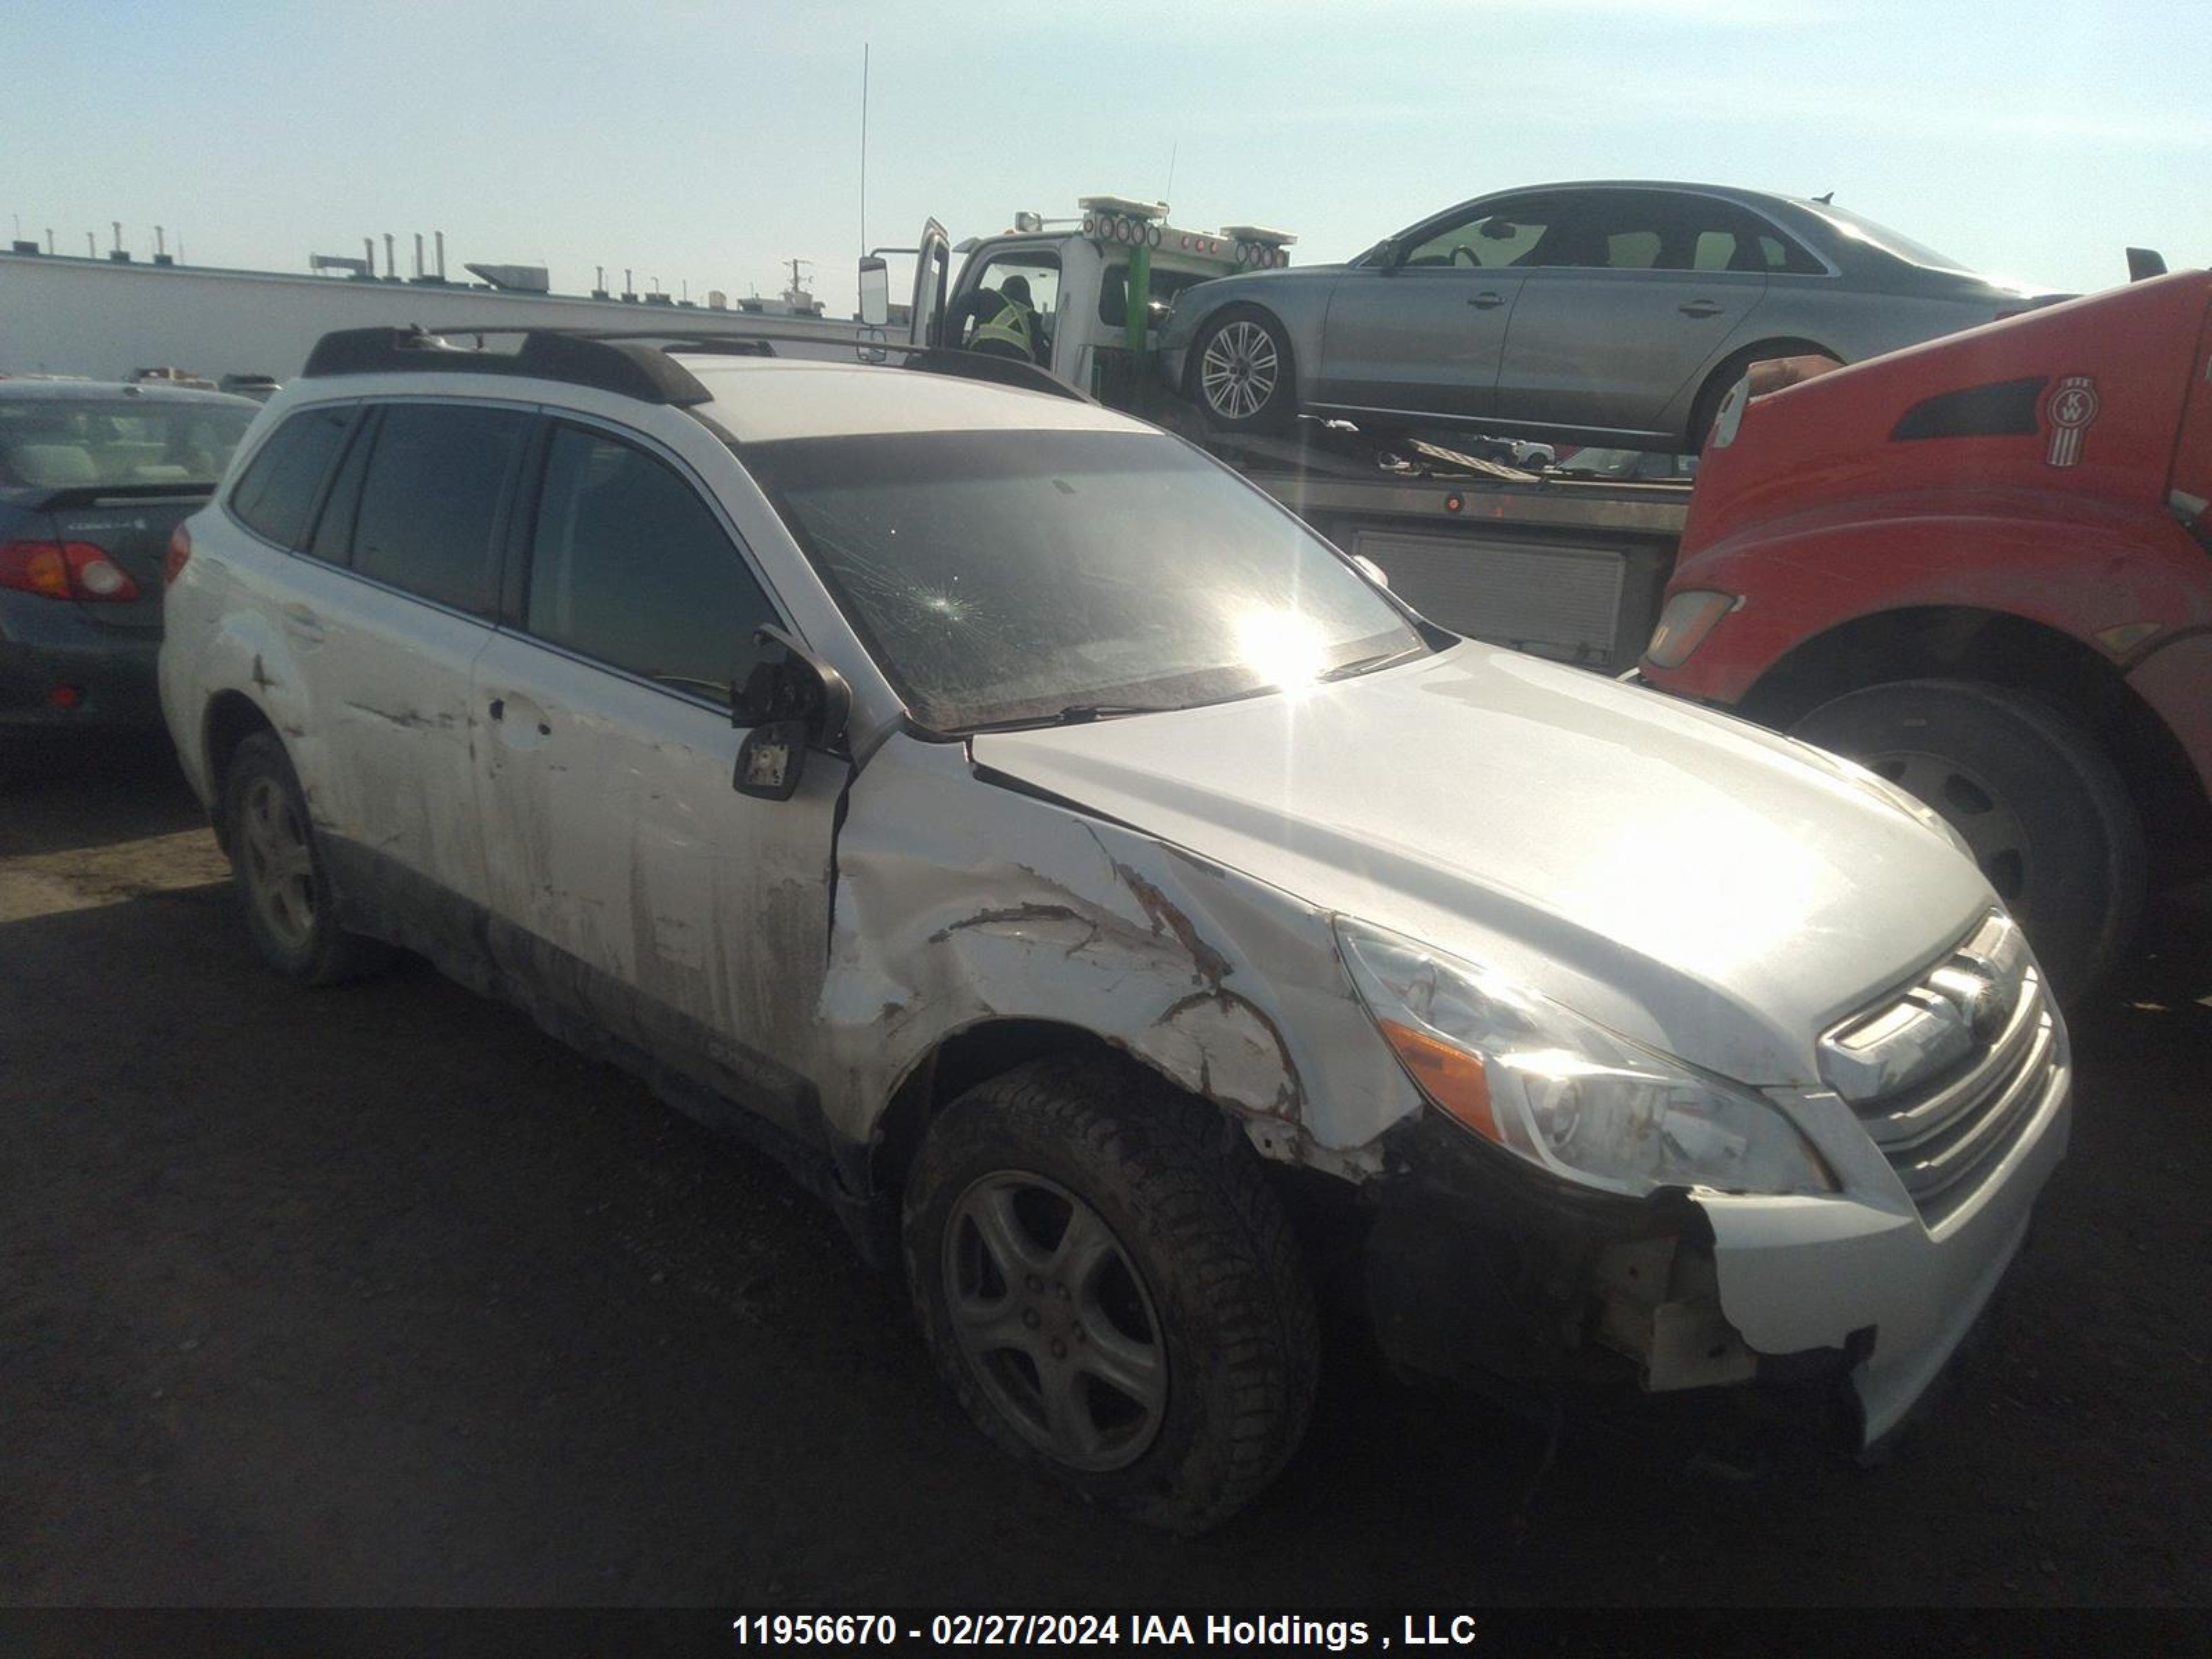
467,420 -> 845,1145
469,630 -> 845,1141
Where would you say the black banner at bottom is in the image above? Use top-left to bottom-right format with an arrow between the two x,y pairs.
0,1606 -> 2204,1658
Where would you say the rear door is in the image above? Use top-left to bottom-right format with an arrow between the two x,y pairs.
469,418 -> 844,1143
1494,189 -> 1776,438
262,398 -> 529,930
1313,194 -> 1569,418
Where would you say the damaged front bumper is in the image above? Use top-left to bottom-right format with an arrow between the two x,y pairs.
1360,1053 -> 2070,1448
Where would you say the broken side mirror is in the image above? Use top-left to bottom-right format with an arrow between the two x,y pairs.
858,256 -> 890,327
731,625 -> 853,801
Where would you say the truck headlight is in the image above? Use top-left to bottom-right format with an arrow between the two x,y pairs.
1336,918 -> 1834,1198
1643,589 -> 1737,668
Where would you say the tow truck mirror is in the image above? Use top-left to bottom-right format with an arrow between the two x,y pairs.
857,257 -> 890,328
731,626 -> 852,801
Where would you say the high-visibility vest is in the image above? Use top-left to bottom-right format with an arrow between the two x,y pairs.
971,294 -> 1036,357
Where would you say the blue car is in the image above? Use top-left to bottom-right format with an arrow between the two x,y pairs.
1,379 -> 256,731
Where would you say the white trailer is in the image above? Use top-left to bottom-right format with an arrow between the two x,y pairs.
0,250 -> 865,384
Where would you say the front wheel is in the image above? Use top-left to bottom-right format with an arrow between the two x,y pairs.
1190,306 -> 1298,431
1791,679 -> 2145,1003
903,1055 -> 1318,1532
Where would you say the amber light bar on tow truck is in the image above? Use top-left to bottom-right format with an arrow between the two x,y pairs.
1076,195 -> 1297,270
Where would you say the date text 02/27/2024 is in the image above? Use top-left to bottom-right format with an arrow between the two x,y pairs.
729,1613 -> 1483,1650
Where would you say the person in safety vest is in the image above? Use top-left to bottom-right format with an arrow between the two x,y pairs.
963,274 -> 1044,364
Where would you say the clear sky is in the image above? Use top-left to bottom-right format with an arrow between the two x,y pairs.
6,1 -> 2207,312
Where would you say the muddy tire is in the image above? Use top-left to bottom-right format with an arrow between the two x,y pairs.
1189,306 -> 1298,432
902,1054 -> 1318,1533
1792,679 -> 2144,1004
221,731 -> 391,986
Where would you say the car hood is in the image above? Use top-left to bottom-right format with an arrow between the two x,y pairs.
970,644 -> 1992,1086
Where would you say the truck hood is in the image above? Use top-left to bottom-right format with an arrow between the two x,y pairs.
970,644 -> 1993,1087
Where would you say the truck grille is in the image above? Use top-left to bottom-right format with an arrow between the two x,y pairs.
1819,914 -> 2058,1223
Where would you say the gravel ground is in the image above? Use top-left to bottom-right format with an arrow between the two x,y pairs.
4,733 -> 2208,1607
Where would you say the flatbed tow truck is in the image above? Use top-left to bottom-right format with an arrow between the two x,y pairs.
859,200 -> 2209,993
859,197 -> 1693,674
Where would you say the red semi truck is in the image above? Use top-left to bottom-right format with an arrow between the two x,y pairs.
1638,269 -> 2212,999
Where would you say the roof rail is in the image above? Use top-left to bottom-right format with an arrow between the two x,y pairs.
301,326 -> 720,406
300,324 -> 1095,408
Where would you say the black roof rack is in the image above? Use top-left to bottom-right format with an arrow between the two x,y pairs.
299,324 -> 1095,408
301,326 -> 722,405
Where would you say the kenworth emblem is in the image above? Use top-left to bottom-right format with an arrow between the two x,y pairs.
2044,375 -> 2099,467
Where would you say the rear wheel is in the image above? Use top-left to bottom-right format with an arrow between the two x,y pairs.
1791,679 -> 2144,1002
221,731 -> 391,986
903,1054 -> 1318,1532
1190,306 -> 1298,432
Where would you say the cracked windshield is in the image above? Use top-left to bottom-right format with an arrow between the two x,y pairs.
746,429 -> 1424,729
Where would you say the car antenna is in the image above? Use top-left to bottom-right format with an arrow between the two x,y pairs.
1814,190 -> 1834,204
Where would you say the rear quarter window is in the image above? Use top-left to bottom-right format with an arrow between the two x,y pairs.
229,406 -> 352,548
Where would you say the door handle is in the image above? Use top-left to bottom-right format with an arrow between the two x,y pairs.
1679,299 -> 1725,317
280,603 -> 324,644
1467,291 -> 1507,309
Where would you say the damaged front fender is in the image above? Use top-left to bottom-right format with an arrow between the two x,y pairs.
817,738 -> 1419,1185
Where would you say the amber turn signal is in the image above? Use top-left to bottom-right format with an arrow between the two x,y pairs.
1377,1018 -> 1498,1141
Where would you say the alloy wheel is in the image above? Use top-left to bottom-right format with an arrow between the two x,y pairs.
1199,321 -> 1280,422
943,1172 -> 1168,1472
239,774 -> 318,953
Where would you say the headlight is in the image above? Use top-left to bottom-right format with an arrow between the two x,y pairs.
1335,918 -> 1834,1198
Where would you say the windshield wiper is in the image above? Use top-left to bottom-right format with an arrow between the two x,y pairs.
1053,702 -> 1178,723
1318,646 -> 1426,682
959,702 -> 1182,735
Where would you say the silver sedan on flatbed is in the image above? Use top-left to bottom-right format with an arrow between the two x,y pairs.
1161,179 -> 2063,449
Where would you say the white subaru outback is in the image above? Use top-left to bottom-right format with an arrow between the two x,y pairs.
160,326 -> 2070,1530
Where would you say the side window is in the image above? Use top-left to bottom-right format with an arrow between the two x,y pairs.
961,250 -> 1062,351
305,410 -> 376,565
1566,192 -> 1816,274
351,403 -> 528,614
1755,230 -> 1828,275
523,426 -> 776,699
1402,200 -> 1561,268
1607,230 -> 1664,270
229,406 -> 351,547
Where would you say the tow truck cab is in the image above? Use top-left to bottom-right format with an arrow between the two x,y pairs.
861,196 -> 1295,407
